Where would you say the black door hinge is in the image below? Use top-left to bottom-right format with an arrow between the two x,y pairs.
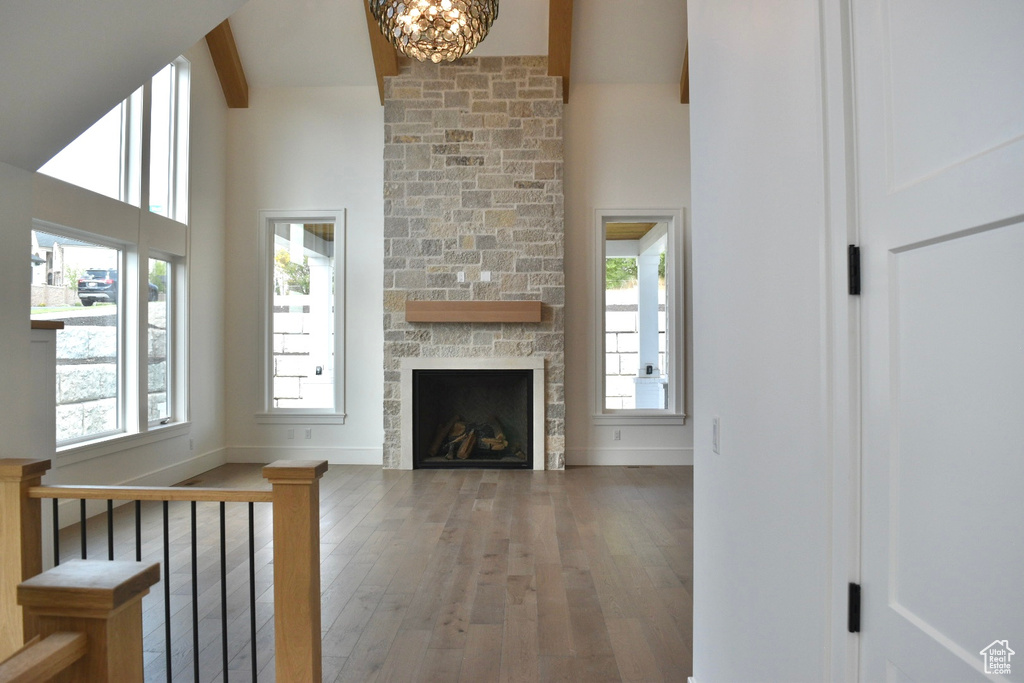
848,582 -> 861,633
848,245 -> 861,295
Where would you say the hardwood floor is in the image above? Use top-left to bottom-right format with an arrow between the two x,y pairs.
55,464 -> 693,682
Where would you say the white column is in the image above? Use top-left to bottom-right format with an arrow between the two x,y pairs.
305,254 -> 333,407
634,243 -> 665,408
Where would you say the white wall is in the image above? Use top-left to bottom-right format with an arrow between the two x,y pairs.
37,40 -> 231,488
223,86 -> 385,464
0,162 -> 35,462
689,2 -> 835,680
563,83 -> 693,465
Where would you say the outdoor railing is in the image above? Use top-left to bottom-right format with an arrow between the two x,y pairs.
0,458 -> 327,682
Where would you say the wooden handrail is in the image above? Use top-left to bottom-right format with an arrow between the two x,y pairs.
0,632 -> 86,682
28,485 -> 272,503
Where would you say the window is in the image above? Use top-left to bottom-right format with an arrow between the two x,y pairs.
39,88 -> 142,204
31,231 -> 123,443
30,57 -> 190,452
38,58 -> 189,220
148,60 -> 190,220
595,209 -> 685,421
257,211 -> 346,423
148,258 -> 172,423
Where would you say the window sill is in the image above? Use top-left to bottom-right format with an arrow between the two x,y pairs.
591,412 -> 687,427
254,413 -> 347,426
55,422 -> 192,468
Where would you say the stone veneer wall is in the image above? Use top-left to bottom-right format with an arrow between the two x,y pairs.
382,56 -> 565,469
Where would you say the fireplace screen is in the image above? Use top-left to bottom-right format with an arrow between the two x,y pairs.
412,369 -> 532,469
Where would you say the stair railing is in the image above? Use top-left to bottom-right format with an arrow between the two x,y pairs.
0,458 -> 327,682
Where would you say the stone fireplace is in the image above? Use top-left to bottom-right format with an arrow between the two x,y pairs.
382,57 -> 565,469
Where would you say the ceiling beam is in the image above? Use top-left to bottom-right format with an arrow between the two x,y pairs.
680,42 -> 689,104
205,20 -> 248,109
548,0 -> 573,103
364,1 -> 400,106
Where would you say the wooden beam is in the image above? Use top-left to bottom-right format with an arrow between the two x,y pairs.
406,300 -> 543,323
364,0 -> 401,106
680,41 -> 690,104
548,0 -> 573,103
205,20 -> 249,109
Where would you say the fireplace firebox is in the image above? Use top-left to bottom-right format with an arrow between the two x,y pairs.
412,369 -> 533,469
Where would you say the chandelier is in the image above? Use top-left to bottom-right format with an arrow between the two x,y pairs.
368,0 -> 500,64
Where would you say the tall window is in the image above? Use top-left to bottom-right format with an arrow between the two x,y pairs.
148,258 -> 172,423
148,60 -> 189,220
31,57 -> 190,449
595,210 -> 685,420
258,211 -> 346,422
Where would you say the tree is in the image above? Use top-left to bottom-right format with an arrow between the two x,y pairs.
275,249 -> 310,295
606,257 -> 637,289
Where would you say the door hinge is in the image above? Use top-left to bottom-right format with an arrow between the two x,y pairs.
848,582 -> 861,633
848,245 -> 861,295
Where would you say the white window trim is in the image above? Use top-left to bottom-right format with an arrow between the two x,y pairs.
592,208 -> 687,425
255,210 -> 347,425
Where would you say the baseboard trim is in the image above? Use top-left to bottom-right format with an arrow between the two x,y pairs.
565,447 -> 694,466
225,446 -> 384,465
46,448 -> 228,530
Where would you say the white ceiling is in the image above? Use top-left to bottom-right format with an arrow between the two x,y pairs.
229,0 -> 687,89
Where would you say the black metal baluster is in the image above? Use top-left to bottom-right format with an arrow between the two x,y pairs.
52,498 -> 59,566
191,501 -> 199,682
249,502 -> 257,682
220,501 -> 228,681
163,500 -> 171,683
107,499 -> 114,560
79,499 -> 87,559
135,500 -> 142,562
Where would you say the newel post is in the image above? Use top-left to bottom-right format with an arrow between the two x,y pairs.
0,458 -> 50,659
263,459 -> 328,682
18,560 -> 160,681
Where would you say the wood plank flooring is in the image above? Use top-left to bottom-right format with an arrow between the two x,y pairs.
54,464 -> 693,682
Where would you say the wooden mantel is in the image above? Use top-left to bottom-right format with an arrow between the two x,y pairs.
405,300 -> 542,323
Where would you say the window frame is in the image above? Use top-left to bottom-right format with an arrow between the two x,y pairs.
592,208 -> 687,425
255,210 -> 347,425
29,56 -> 193,463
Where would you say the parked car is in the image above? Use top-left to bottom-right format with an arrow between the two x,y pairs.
78,269 -> 159,306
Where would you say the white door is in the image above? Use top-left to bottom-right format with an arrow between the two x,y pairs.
852,1 -> 1024,680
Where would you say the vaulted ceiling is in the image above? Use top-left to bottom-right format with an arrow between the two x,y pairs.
0,0 -> 686,171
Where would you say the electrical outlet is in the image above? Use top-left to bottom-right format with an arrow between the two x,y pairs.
304,428 -> 312,440
287,429 -> 294,440
613,429 -> 621,441
712,417 -> 721,454
189,438 -> 194,451
457,271 -> 466,283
